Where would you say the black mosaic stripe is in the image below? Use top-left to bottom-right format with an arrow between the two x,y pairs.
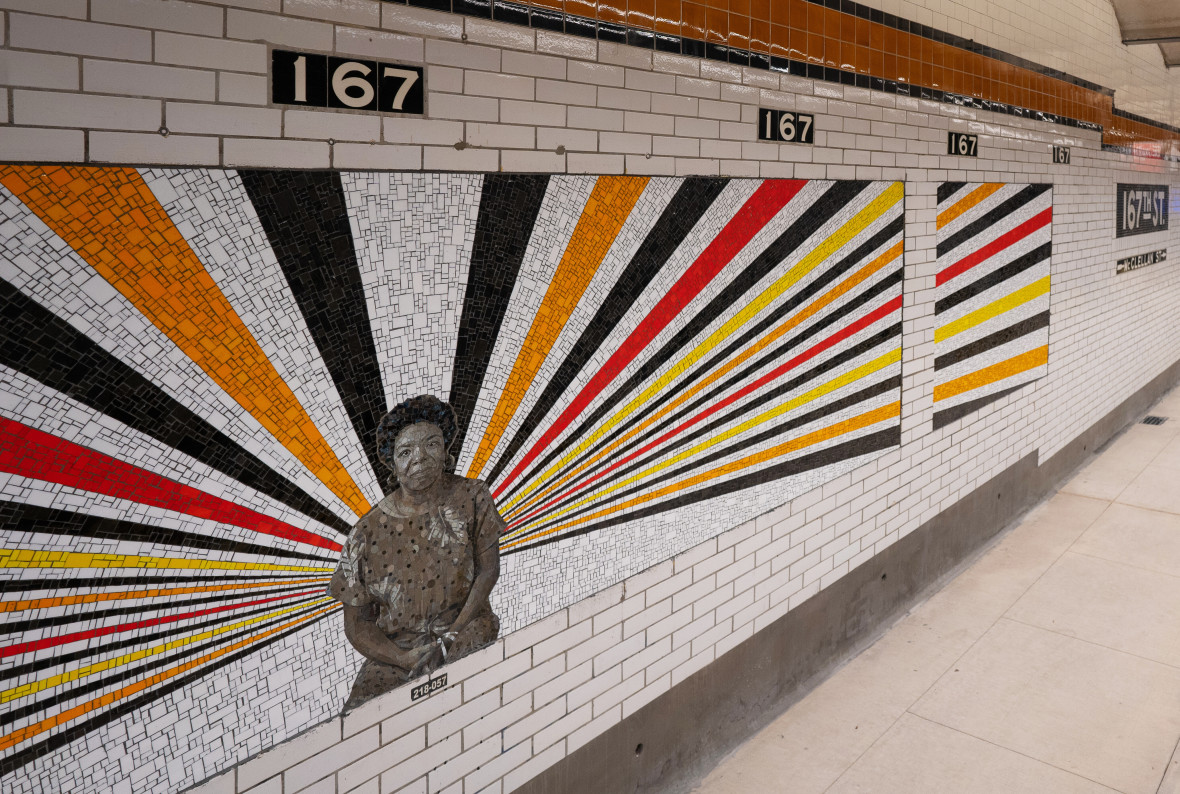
0,277 -> 351,536
0,607 -> 336,776
507,264 -> 904,518
938,182 -> 968,204
380,1 -> 1123,133
0,501 -> 336,564
514,322 -> 901,532
935,242 -> 1052,314
0,591 -> 328,683
505,426 -> 900,554
238,170 -> 389,492
502,180 -> 870,503
1,581 -> 322,635
933,384 -> 1028,430
449,174 -> 550,461
936,184 -> 1051,259
933,312 -> 1051,371
484,177 -> 729,485
0,572 -> 323,594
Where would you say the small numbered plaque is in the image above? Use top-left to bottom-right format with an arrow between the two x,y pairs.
757,108 -> 816,144
272,49 -> 424,114
948,132 -> 978,157
410,674 -> 447,701
1052,145 -> 1070,164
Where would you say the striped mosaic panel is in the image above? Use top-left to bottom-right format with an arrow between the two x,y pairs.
932,183 -> 1053,429
0,167 -> 902,790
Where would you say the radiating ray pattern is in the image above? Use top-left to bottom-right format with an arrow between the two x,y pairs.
933,183 -> 1053,429
0,168 -> 905,793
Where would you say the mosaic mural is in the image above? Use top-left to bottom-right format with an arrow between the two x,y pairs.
0,167 -> 904,790
933,183 -> 1053,429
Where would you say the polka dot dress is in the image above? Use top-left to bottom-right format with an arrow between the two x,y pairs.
329,474 -> 503,708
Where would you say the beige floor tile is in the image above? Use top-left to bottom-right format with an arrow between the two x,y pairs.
690,617 -> 972,794
1061,425 -> 1175,501
1073,502 -> 1180,577
827,713 -> 1118,794
1117,464 -> 1180,515
1006,550 -> 1180,668
912,618 -> 1180,794
1160,744 -> 1180,794
1153,434 -> 1180,471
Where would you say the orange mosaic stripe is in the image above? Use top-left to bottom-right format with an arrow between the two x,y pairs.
466,175 -> 650,478
0,603 -> 337,754
0,577 -> 331,614
933,345 -> 1049,403
504,238 -> 904,519
937,183 -> 1004,230
0,165 -> 371,518
503,401 -> 901,550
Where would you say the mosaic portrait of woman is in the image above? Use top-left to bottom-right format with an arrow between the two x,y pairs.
328,395 -> 503,710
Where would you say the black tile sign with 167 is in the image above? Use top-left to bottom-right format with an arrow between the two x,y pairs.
757,108 -> 816,144
272,49 -> 425,115
948,132 -> 978,157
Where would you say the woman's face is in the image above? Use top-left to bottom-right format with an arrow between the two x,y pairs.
393,422 -> 447,492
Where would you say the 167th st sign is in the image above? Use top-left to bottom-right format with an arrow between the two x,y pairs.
1116,183 -> 1169,238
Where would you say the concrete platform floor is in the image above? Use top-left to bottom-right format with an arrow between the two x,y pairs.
692,385 -> 1180,794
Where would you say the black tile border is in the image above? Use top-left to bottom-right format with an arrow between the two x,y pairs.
389,0 -> 1111,134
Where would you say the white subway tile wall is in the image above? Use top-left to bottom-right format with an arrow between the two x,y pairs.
0,1 -> 1178,794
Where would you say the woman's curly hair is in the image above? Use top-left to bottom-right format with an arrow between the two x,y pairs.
376,395 -> 460,486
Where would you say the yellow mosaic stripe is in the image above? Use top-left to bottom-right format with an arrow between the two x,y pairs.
508,182 -> 904,507
507,347 -> 902,538
934,275 -> 1051,344
0,165 -> 371,517
0,549 -> 332,573
1,597 -> 334,705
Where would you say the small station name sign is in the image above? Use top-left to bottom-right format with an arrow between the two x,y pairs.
757,108 -> 816,144
1116,184 -> 1169,238
1116,249 -> 1167,274
272,49 -> 424,114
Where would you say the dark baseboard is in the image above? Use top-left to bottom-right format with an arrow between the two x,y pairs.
517,357 -> 1180,794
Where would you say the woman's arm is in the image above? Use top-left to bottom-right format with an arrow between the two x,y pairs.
447,487 -> 502,639
448,546 -> 499,637
343,604 -> 428,669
